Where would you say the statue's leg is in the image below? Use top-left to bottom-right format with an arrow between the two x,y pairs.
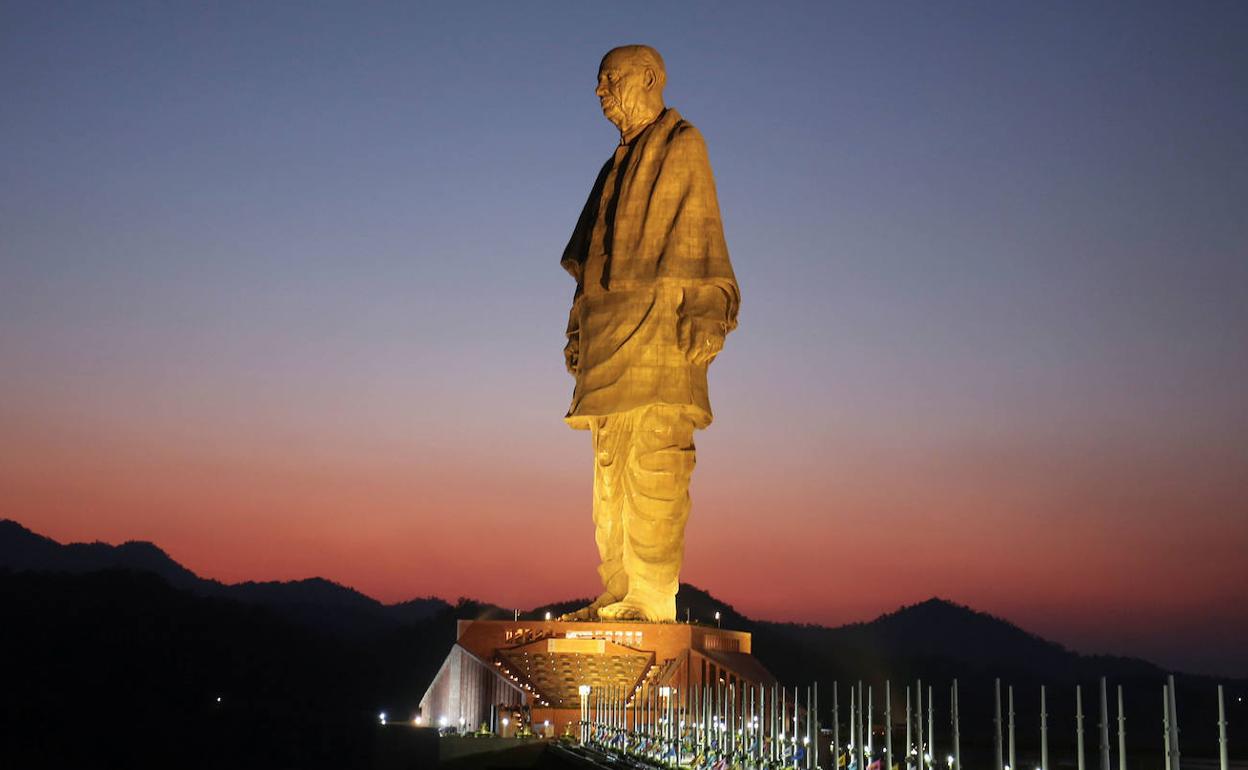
560,415 -> 628,621
592,413 -> 630,600
598,405 -> 695,622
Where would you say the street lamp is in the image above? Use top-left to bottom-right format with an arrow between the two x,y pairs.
714,611 -> 721,627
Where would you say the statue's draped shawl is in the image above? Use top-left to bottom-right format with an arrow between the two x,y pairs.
561,108 -> 740,322
561,109 -> 739,429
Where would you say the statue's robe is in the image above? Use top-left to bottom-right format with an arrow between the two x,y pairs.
561,108 -> 740,429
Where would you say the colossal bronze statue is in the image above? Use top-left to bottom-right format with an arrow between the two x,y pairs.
560,45 -> 739,622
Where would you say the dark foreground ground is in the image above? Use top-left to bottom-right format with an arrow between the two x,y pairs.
375,733 -> 595,769
433,738 -> 581,769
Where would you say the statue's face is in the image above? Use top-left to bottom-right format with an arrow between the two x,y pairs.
596,52 -> 651,130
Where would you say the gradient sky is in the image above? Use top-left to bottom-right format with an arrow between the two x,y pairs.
2,2 -> 1246,677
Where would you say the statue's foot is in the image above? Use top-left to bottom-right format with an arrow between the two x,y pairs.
597,599 -> 654,622
558,604 -> 597,621
558,591 -> 618,621
597,585 -> 676,623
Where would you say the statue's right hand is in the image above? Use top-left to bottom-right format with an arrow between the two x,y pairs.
564,336 -> 580,375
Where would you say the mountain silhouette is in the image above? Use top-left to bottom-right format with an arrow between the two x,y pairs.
0,518 -> 1208,683
0,518 -> 201,588
0,519 -> 451,635
1,518 -> 1243,768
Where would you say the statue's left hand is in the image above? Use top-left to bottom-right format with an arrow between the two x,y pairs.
564,334 -> 581,375
678,316 -> 724,366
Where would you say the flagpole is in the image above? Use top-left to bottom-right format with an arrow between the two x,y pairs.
1100,678 -> 1112,770
906,686 -> 912,768
859,682 -> 866,770
868,685 -> 874,759
995,678 -> 1004,770
1041,686 -> 1048,770
833,682 -> 840,770
1163,685 -> 1171,770
886,681 -> 894,770
808,685 -> 815,770
1008,684 -> 1015,770
952,679 -> 961,770
1166,675 -> 1180,770
929,684 -> 935,770
1077,685 -> 1086,770
917,681 -> 924,770
1218,685 -> 1228,770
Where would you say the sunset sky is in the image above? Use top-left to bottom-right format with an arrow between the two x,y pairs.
2,3 -> 1246,677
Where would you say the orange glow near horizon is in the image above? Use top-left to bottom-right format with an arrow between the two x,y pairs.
4,387 -> 1245,678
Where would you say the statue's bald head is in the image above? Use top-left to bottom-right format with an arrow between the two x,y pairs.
601,45 -> 666,91
596,45 -> 667,140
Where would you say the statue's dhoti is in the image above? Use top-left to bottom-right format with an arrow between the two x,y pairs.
590,403 -> 696,622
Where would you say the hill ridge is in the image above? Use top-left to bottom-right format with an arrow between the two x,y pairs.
0,517 -> 1230,684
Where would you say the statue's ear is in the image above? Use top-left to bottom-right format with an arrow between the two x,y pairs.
642,67 -> 658,90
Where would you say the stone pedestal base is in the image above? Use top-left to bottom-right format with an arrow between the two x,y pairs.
419,619 -> 774,737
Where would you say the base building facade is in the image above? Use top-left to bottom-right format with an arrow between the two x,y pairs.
420,619 -> 775,736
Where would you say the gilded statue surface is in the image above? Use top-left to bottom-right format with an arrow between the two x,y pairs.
560,46 -> 739,622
